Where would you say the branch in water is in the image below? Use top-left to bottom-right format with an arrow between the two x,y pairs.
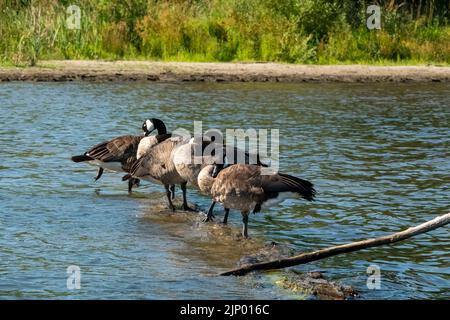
220,212 -> 450,276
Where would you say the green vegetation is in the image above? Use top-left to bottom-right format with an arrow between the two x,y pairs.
1,0 -> 449,66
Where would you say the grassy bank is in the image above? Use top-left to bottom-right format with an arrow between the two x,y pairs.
1,0 -> 449,66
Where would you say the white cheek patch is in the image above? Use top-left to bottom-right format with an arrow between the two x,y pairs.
146,120 -> 154,132
145,120 -> 155,132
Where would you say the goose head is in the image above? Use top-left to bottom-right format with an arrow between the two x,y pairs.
142,118 -> 167,136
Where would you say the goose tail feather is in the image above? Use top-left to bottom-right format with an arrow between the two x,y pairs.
122,174 -> 132,181
278,173 -> 316,201
71,154 -> 92,163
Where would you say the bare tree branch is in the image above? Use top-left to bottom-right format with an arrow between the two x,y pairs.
220,212 -> 450,276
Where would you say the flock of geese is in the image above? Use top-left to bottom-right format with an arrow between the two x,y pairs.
71,118 -> 316,238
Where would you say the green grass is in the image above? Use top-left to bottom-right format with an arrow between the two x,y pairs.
0,0 -> 449,66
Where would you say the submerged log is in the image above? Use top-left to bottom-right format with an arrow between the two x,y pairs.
221,212 -> 450,276
271,271 -> 358,300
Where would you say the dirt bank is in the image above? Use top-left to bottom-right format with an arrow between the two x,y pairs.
1,60 -> 450,83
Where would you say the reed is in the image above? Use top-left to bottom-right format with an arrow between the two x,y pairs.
0,0 -> 448,66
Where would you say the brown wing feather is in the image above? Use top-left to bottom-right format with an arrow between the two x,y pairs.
87,135 -> 142,166
211,164 -> 315,211
130,137 -> 187,185
211,165 -> 265,210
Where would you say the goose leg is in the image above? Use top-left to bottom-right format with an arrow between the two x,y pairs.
223,208 -> 230,224
164,184 -> 175,211
94,167 -> 104,181
170,185 -> 175,200
128,178 -> 140,194
241,211 -> 249,239
128,179 -> 133,194
203,201 -> 216,222
181,182 -> 195,211
253,203 -> 261,214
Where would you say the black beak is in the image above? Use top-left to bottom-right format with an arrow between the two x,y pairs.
144,128 -> 155,136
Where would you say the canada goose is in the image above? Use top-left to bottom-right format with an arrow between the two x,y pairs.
71,118 -> 171,194
173,137 -> 268,222
197,164 -> 316,238
125,136 -> 192,211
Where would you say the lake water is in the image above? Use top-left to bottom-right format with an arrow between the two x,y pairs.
0,81 -> 449,299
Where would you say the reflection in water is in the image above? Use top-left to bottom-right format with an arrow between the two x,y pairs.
0,81 -> 449,299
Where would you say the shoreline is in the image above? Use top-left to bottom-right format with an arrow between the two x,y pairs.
1,60 -> 450,83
